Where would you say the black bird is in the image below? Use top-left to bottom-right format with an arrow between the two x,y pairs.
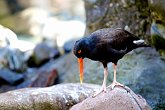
73,28 -> 149,97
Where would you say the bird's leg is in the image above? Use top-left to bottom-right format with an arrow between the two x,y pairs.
109,63 -> 124,89
93,67 -> 108,97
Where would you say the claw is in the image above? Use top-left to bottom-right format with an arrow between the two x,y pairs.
108,81 -> 130,93
92,85 -> 106,97
108,81 -> 125,89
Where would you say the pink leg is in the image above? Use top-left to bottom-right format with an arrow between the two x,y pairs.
108,63 -> 124,89
93,67 -> 108,97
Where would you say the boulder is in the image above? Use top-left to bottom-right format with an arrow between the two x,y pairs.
0,83 -> 100,110
0,85 -> 16,93
84,0 -> 151,42
29,69 -> 58,87
42,47 -> 165,109
27,42 -> 60,67
0,69 -> 24,85
0,47 -> 27,72
17,68 -> 58,89
71,86 -> 151,110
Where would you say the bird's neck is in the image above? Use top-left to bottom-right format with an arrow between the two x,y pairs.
82,37 -> 93,58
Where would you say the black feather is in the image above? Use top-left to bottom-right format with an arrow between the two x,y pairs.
73,28 -> 147,64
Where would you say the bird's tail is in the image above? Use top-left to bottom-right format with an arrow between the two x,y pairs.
133,40 -> 150,47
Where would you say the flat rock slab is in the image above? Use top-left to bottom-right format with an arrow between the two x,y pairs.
71,86 -> 151,110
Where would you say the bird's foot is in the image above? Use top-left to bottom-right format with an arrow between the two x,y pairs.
108,81 -> 130,93
92,85 -> 106,97
109,81 -> 124,89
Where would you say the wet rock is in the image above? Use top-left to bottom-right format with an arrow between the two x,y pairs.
63,39 -> 77,53
71,86 -> 151,110
0,83 -> 100,110
0,69 -> 24,85
27,43 -> 60,67
0,47 -> 27,72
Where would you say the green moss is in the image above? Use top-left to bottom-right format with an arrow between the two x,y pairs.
151,34 -> 165,50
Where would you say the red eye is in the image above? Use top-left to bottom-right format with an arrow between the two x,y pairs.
78,50 -> 81,54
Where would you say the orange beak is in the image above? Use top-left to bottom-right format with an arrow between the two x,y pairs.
78,58 -> 84,84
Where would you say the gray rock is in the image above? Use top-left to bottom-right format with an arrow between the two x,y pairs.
29,69 -> 58,87
0,47 -> 27,72
28,43 -> 60,67
0,83 -> 100,110
0,85 -> 16,93
0,69 -> 24,85
43,47 -> 165,109
71,86 -> 151,110
84,0 -> 151,42
17,68 -> 58,89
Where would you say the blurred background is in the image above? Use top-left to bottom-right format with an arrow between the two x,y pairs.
0,0 -> 86,49
0,0 -> 165,109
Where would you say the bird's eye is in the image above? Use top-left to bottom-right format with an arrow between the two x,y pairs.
78,50 -> 82,54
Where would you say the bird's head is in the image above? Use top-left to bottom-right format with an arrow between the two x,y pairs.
73,38 -> 89,84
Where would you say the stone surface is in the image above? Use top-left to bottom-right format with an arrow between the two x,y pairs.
149,0 -> 165,23
82,1 -> 165,109
84,0 -> 151,42
16,68 -> 58,89
43,47 -> 165,109
71,86 -> 151,110
27,42 -> 60,67
0,85 -> 16,93
29,69 -> 58,87
0,47 -> 27,72
0,69 -> 24,85
0,83 -> 100,110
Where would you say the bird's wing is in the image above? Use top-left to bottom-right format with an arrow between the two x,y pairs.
97,28 -> 139,51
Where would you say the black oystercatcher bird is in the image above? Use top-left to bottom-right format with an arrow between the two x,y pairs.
73,28 -> 149,97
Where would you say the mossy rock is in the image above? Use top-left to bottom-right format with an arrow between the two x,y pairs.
151,34 -> 165,50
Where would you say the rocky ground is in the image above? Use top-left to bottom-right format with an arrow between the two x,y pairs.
56,47 -> 165,109
0,83 -> 100,110
0,0 -> 165,109
71,86 -> 151,110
